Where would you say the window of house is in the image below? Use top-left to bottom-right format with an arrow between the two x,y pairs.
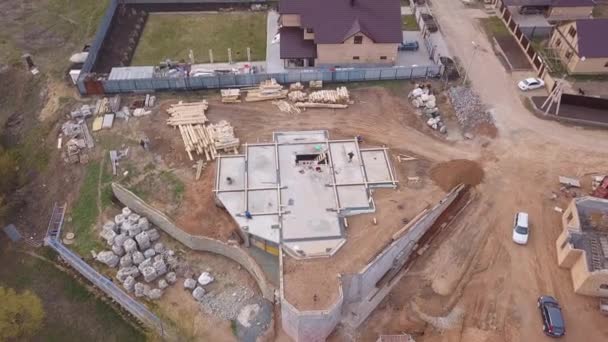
600,284 -> 608,290
354,36 -> 363,44
306,28 -> 314,33
568,27 -> 576,38
380,56 -> 387,60
565,51 -> 573,61
556,39 -> 561,47
353,56 -> 360,60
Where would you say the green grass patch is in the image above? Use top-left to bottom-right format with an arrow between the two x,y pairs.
131,12 -> 267,65
0,249 -> 145,341
230,320 -> 238,336
160,171 -> 185,202
402,15 -> 419,31
70,162 -> 104,256
479,17 -> 510,40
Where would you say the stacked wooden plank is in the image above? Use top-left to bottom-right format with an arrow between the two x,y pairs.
245,79 -> 288,102
309,80 -> 323,89
166,101 -> 209,126
166,101 -> 239,161
289,82 -> 304,91
94,98 -> 110,115
287,91 -> 307,102
207,120 -> 240,152
308,87 -> 350,103
273,100 -> 301,114
221,89 -> 241,103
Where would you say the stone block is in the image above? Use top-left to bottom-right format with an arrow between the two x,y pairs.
117,266 -> 140,282
100,228 -> 116,245
123,238 -> 137,253
147,228 -> 160,241
198,272 -> 214,286
153,242 -> 165,254
158,279 -> 168,290
103,220 -> 118,233
142,266 -> 158,283
132,251 -> 145,265
111,243 -> 125,257
128,213 -> 141,224
143,248 -> 156,259
122,207 -> 132,217
134,282 -> 145,297
147,288 -> 163,300
127,224 -> 142,238
135,231 -> 151,250
114,214 -> 125,226
114,233 -> 129,247
166,272 -> 177,284
96,251 -> 119,268
184,278 -> 196,290
138,258 -> 153,272
153,259 -> 167,276
192,286 -> 206,301
137,217 -> 150,231
120,254 -> 133,268
123,276 -> 135,292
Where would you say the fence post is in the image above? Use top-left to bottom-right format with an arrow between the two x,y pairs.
247,47 -> 251,62
394,68 -> 398,79
409,67 -> 414,79
209,49 -> 214,64
228,48 -> 233,64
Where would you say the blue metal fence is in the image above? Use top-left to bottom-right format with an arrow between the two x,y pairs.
98,65 -> 442,94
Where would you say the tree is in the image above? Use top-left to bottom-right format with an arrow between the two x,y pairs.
0,287 -> 45,340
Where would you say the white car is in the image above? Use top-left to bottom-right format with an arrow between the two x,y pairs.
512,212 -> 530,245
518,78 -> 544,91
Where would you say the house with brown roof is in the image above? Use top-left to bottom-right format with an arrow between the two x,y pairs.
548,19 -> 608,74
278,0 -> 402,68
500,0 -> 595,22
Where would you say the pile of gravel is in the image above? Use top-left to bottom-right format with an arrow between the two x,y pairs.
199,285 -> 255,320
447,86 -> 494,133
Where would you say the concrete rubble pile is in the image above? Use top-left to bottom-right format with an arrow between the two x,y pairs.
94,206 -> 181,301
408,84 -> 447,134
447,86 -> 494,134
70,104 -> 93,119
60,119 -> 93,164
200,285 -> 255,320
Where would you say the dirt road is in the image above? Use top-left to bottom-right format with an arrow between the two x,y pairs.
346,2 -> 608,341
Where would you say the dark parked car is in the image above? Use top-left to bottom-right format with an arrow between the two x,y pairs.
421,13 -> 438,33
538,296 -> 565,337
398,41 -> 419,51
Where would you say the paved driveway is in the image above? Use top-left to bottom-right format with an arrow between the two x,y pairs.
265,10 -> 285,73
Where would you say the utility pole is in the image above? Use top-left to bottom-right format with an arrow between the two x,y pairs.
462,41 -> 479,85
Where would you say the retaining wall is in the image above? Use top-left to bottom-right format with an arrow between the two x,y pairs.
112,183 -> 276,301
279,184 -> 466,341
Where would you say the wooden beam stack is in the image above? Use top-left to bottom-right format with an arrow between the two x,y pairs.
166,101 -> 239,161
245,79 -> 288,102
308,87 -> 350,104
221,89 -> 241,103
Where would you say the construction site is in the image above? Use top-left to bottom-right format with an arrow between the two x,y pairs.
3,0 -> 608,341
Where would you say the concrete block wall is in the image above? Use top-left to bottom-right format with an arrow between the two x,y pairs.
112,183 -> 276,301
280,185 -> 465,341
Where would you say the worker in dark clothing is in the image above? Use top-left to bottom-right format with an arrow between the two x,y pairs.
578,88 -> 585,96
347,151 -> 355,162
226,177 -> 233,185
245,210 -> 252,219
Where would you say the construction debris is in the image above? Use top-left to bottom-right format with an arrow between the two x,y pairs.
221,89 -> 241,103
109,95 -> 121,113
447,86 -> 494,133
207,120 -> 240,153
273,100 -> 301,114
70,104 -> 93,119
102,114 -> 115,129
133,108 -> 151,117
559,176 -> 581,188
61,119 -> 93,164
245,79 -> 288,102
95,98 -> 110,115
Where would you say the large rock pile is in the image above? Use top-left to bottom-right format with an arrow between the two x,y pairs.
183,271 -> 218,309
447,86 -> 494,133
94,207 -> 179,301
408,85 -> 447,134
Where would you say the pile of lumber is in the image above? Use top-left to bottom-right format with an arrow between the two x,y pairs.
221,89 -> 241,103
166,101 -> 209,126
294,102 -> 348,109
207,120 -> 240,152
245,79 -> 288,102
308,87 -> 350,104
289,82 -> 304,91
273,100 -> 301,114
94,98 -> 110,115
287,91 -> 307,102
167,101 -> 239,161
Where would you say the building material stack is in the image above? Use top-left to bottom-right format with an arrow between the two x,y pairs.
166,101 -> 239,161
245,79 -> 288,102
221,89 -> 241,103
295,86 -> 350,109
273,100 -> 301,114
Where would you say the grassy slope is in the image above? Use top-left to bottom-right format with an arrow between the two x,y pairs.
132,12 -> 267,65
0,247 -> 145,341
402,15 -> 419,31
